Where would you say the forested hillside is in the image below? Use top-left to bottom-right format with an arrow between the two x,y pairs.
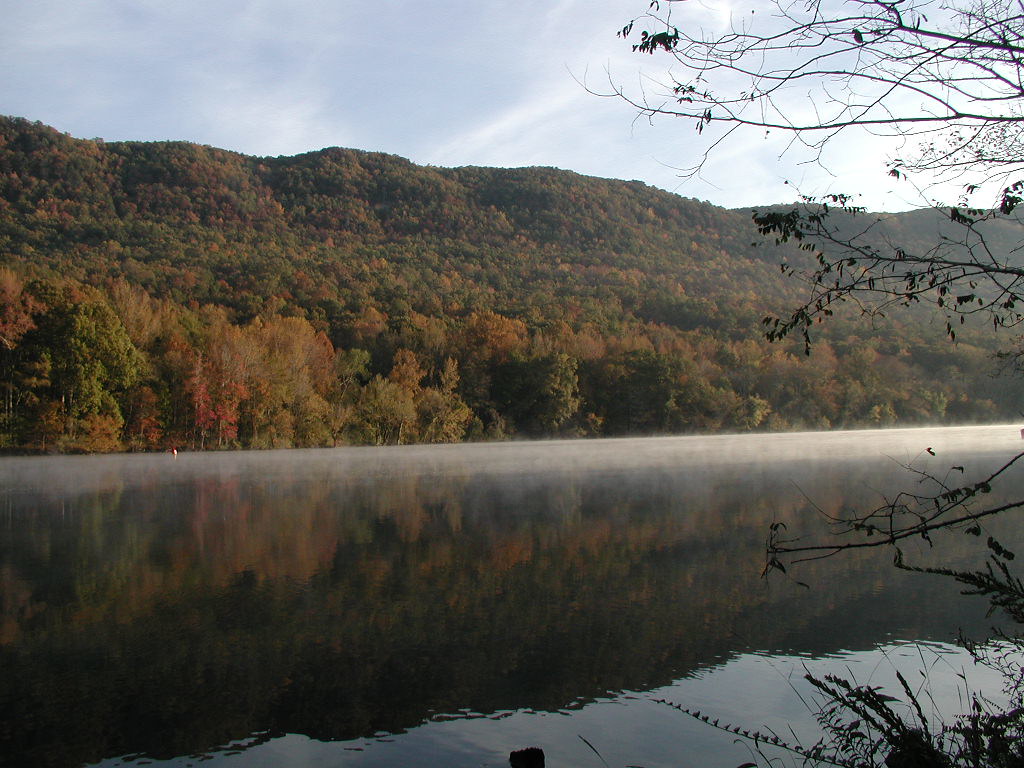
0,116 -> 1019,452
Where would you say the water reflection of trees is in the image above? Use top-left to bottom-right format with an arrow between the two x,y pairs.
0,449 -> 1013,767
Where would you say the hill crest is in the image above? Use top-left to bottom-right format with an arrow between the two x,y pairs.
0,115 -> 1020,451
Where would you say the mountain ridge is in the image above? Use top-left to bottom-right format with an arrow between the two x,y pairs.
0,115 -> 1020,451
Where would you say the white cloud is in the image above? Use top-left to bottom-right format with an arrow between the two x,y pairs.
0,0 -> 965,211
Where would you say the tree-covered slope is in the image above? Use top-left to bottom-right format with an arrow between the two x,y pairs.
0,115 -> 1020,452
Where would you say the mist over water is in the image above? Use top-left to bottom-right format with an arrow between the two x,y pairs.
4,423 -> 1019,493
1,425 -> 1023,767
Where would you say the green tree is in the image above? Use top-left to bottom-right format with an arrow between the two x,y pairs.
351,376 -> 417,445
416,357 -> 474,443
241,316 -> 334,448
493,352 -> 581,436
325,348 -> 371,444
584,349 -> 685,435
14,282 -> 142,450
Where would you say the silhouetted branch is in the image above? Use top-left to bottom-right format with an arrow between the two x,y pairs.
766,452 -> 1024,565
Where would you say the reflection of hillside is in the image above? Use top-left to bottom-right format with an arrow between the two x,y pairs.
0,436 -> 1020,767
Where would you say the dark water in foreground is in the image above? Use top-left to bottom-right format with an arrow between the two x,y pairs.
1,426 -> 1023,767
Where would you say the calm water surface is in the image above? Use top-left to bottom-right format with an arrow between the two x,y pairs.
1,426 -> 1022,767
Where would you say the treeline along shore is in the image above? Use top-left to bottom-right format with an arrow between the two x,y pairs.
1,116 -> 1020,452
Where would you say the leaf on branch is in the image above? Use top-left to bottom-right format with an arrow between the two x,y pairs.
999,185 -> 1022,215
949,208 -> 975,225
634,28 -> 680,54
988,537 -> 1016,560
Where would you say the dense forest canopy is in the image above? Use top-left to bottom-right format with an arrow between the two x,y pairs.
0,115 -> 1020,451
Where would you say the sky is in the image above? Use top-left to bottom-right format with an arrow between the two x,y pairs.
2,0 -> 931,211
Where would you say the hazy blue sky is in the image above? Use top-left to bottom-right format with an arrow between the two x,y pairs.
2,0 -> 923,210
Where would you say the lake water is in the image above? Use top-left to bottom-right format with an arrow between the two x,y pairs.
1,425 -> 1023,768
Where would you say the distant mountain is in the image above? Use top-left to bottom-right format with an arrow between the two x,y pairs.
0,116 -> 786,315
1,115 -> 1020,452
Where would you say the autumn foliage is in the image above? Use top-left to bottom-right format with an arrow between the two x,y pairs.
0,117 -> 1020,451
